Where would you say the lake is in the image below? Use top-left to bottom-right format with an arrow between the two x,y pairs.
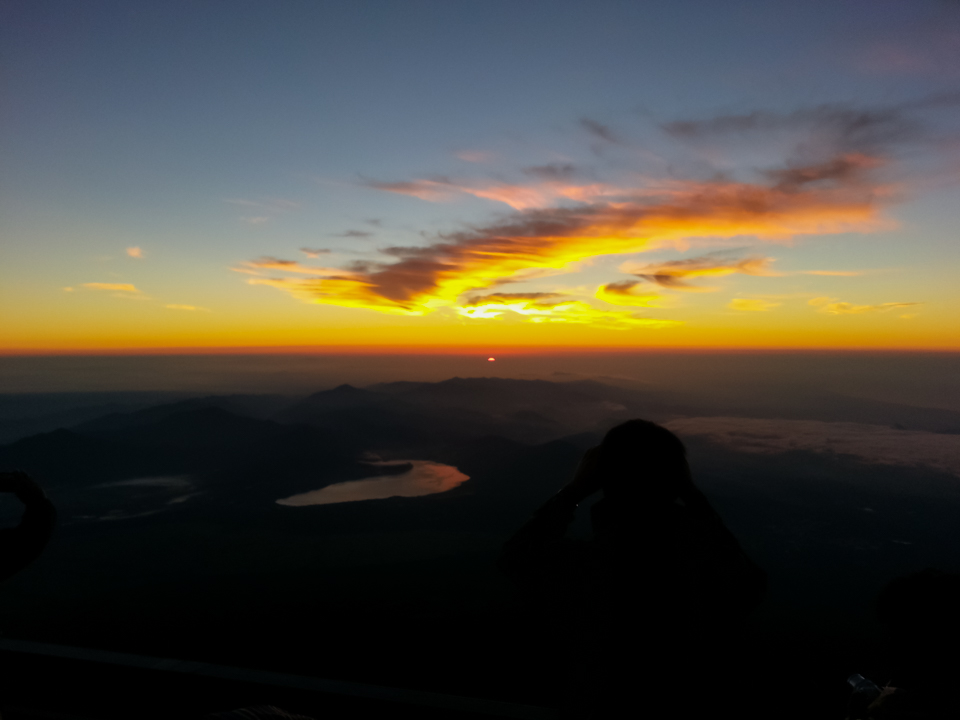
276,460 -> 470,506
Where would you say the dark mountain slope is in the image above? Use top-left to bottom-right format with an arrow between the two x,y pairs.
0,407 -> 358,496
0,428 -> 172,486
74,394 -> 292,435
276,383 -> 560,451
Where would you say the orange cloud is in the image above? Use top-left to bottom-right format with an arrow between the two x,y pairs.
363,179 -> 458,203
82,283 -> 141,293
809,297 -> 921,314
365,177 -> 550,210
244,107 -> 913,330
292,98 -> 951,328
456,184 -> 556,210
462,291 -> 567,306
729,298 -> 781,311
246,164 -> 891,317
620,256 -> 781,291
237,257 -> 345,276
365,175 -> 631,210
126,246 -> 143,258
801,270 -> 862,276
458,293 -> 678,329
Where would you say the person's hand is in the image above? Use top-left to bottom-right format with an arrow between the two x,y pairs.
560,446 -> 604,505
0,471 -> 47,503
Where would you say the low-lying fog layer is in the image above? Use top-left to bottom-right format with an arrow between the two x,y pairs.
667,417 -> 960,477
69,475 -> 201,522
276,460 -> 469,506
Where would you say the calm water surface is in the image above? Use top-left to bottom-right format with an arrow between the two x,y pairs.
276,460 -> 469,506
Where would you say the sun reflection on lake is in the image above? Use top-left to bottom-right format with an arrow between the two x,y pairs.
276,460 -> 469,506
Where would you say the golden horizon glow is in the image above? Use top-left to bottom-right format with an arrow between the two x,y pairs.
4,113 -> 955,355
5,9 -> 960,361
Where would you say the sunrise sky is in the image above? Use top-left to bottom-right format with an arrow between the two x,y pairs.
3,0 -> 959,353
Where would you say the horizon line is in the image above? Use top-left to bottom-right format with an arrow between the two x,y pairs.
1,345 -> 959,357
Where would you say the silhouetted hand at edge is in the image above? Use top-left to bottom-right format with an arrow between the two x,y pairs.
0,470 -> 55,583
0,471 -> 48,504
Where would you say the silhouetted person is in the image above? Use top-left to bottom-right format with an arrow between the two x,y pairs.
0,471 -> 56,582
499,420 -> 765,718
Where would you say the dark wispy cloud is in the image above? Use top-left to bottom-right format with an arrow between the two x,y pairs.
224,197 -> 300,225
336,230 -> 374,238
661,94 -> 960,153
662,106 -> 918,150
580,118 -> 622,144
621,256 -> 779,290
764,153 -> 884,190
522,163 -> 578,180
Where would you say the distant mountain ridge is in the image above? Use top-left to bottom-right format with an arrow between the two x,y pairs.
3,376 -> 960,496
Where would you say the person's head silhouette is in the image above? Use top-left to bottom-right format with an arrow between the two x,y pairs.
597,419 -> 691,504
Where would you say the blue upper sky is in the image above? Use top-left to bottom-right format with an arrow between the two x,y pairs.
2,0 -> 959,351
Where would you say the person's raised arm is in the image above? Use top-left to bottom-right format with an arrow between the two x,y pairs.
498,447 -> 603,584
